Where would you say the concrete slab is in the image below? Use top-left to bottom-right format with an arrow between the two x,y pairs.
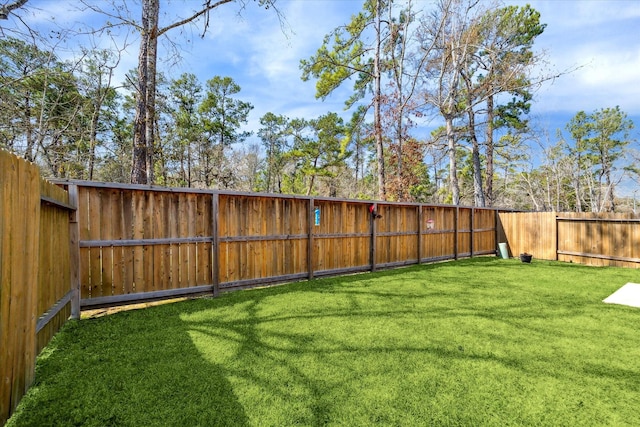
603,283 -> 640,309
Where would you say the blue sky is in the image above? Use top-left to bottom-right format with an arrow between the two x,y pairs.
3,0 -> 640,194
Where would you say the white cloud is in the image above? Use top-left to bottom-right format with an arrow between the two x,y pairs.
181,0 -> 365,133
527,0 -> 640,115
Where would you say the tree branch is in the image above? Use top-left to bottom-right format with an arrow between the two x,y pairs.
0,0 -> 28,19
158,0 -> 234,37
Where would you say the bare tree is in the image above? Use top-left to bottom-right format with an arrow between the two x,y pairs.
420,0 -> 481,205
81,0 -> 278,184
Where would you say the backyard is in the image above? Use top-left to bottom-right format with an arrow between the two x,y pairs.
6,258 -> 640,426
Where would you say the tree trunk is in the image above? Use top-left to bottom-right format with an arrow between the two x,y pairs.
266,142 -> 273,192
24,93 -> 34,162
0,0 -> 29,18
187,142 -> 192,187
574,153 -> 582,212
131,0 -> 159,184
131,1 -> 150,184
606,184 -> 615,212
601,149 -> 615,211
88,100 -> 100,180
484,95 -> 494,206
374,0 -> 386,201
461,67 -> 485,208
390,3 -> 405,201
445,115 -> 459,205
467,107 -> 485,207
145,0 -> 159,184
597,170 -> 604,213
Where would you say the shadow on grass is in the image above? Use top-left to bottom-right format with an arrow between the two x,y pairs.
8,305 -> 252,427
8,257 -> 640,426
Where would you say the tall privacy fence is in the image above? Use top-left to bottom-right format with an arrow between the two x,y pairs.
62,181 -> 498,309
2,145 -> 640,424
1,149 -> 76,425
497,211 -> 640,268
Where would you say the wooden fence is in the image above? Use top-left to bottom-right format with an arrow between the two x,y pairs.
497,212 -> 557,260
54,181 -> 500,309
4,158 -> 639,425
1,149 -> 77,425
497,211 -> 640,268
557,212 -> 640,268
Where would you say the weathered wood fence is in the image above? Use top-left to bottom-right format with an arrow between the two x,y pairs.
497,211 -> 640,268
59,181 -> 499,309
1,149 -> 77,425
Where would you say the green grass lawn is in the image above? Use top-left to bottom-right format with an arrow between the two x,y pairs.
7,258 -> 640,426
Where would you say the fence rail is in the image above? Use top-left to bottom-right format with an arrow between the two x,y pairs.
47,181 -> 500,309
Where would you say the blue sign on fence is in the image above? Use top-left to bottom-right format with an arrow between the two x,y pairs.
314,207 -> 321,226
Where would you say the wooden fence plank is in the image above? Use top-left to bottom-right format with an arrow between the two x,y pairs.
307,199 -> 314,280
78,188 -> 91,300
109,190 -> 124,296
151,192 -> 164,292
100,188 -> 114,298
0,151 -> 15,424
187,194 -> 198,287
36,178 -> 73,353
88,188 -> 103,298
132,191 -> 146,294
68,185 -> 81,319
211,194 -> 220,296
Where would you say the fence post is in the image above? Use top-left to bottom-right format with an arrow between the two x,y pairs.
68,185 -> 81,319
308,198 -> 315,280
554,213 -> 559,261
454,206 -> 459,260
470,208 -> 475,258
370,203 -> 378,272
211,192 -> 219,297
494,209 -> 499,256
417,204 -> 423,264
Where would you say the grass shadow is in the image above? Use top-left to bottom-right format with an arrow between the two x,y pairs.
7,258 -> 640,426
8,306 -> 252,427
